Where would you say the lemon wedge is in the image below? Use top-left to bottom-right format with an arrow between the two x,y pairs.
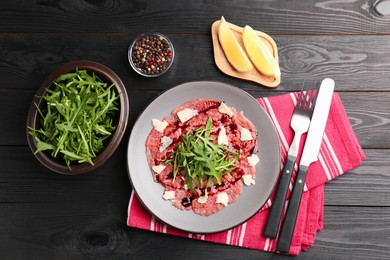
242,25 -> 281,78
218,17 -> 253,73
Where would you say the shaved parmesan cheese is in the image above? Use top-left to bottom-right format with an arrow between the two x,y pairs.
217,192 -> 229,206
198,195 -> 208,204
218,126 -> 229,145
242,174 -> 256,186
247,154 -> 259,166
218,102 -> 234,117
240,128 -> 253,141
162,190 -> 175,200
159,136 -> 173,152
152,119 -> 168,133
177,108 -> 198,123
152,164 -> 166,174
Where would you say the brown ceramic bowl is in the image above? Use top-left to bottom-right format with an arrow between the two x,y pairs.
26,61 -> 129,175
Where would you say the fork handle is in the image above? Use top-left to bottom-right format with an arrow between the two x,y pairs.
263,155 -> 296,238
276,165 -> 308,253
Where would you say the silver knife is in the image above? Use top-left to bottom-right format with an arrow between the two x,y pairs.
276,78 -> 335,253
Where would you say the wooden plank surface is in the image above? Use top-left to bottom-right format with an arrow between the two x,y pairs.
1,0 -> 389,259
0,203 -> 389,259
0,0 -> 389,34
1,34 -> 390,91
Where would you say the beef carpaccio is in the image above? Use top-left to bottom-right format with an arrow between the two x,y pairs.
145,99 -> 259,216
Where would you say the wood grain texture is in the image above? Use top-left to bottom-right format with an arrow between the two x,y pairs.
0,0 -> 390,34
338,92 -> 390,149
0,204 -> 389,259
324,149 -> 390,206
0,145 -> 131,203
1,0 -> 389,259
1,34 -> 390,91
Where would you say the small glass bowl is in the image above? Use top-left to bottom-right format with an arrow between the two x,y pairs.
128,32 -> 174,77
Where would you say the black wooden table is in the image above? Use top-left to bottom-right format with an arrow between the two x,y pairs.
1,1 -> 389,259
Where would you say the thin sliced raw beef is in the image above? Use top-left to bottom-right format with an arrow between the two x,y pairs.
145,99 -> 259,216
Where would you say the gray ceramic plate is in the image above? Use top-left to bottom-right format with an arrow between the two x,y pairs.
127,81 -> 280,233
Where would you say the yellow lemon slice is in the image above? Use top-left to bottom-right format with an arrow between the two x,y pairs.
218,17 -> 253,73
242,25 -> 281,78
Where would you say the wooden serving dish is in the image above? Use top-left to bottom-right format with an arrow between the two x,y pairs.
211,20 -> 281,88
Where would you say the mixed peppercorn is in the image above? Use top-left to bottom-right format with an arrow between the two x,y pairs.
131,34 -> 173,76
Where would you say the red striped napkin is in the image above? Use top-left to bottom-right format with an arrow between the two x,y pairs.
127,92 -> 365,255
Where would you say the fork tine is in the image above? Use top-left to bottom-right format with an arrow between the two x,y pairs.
302,81 -> 312,109
305,81 -> 319,109
311,81 -> 320,108
307,81 -> 317,109
296,82 -> 305,108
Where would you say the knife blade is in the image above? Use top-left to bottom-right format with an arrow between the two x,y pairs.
276,78 -> 335,253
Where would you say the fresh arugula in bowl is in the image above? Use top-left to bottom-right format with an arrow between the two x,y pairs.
28,69 -> 120,169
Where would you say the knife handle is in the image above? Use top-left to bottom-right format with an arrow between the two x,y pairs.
276,165 -> 308,254
263,155 -> 296,238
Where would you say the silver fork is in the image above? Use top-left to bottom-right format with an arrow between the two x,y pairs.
263,81 -> 319,239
